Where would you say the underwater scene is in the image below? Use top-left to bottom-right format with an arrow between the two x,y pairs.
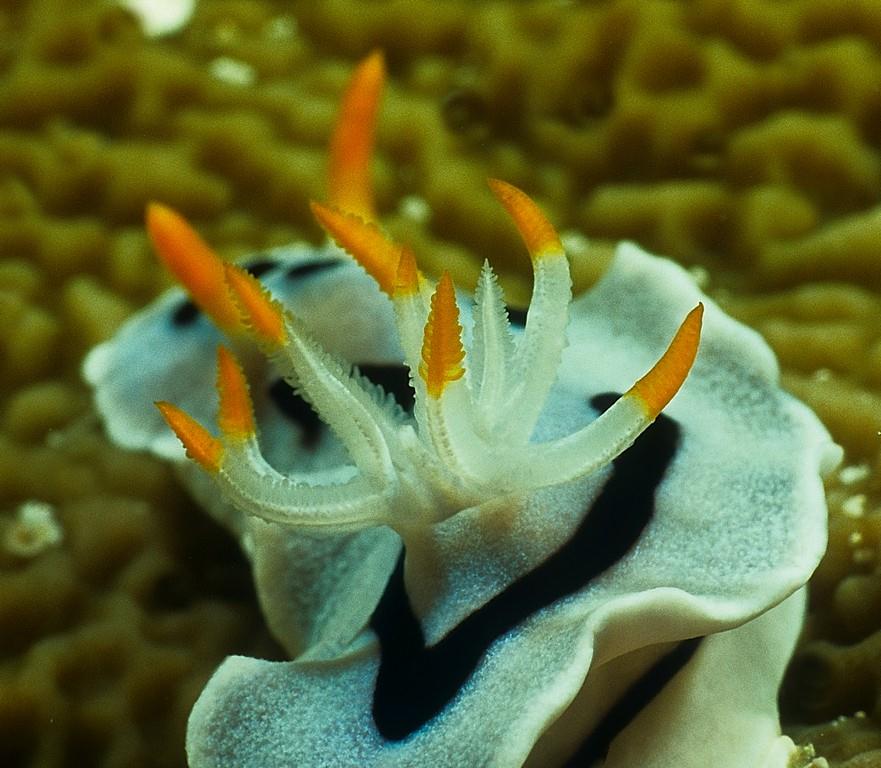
2,0 -> 881,766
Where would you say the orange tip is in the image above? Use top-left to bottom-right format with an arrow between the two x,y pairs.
487,179 -> 563,261
629,303 -> 704,418
146,203 -> 243,332
216,346 -> 255,439
419,272 -> 465,398
311,201 -> 400,296
155,401 -> 223,472
328,50 -> 385,221
394,245 -> 420,297
223,263 -> 287,347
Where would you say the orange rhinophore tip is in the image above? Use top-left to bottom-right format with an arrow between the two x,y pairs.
311,201 -> 399,295
223,263 -> 287,347
146,203 -> 243,332
394,244 -> 419,297
328,50 -> 385,221
629,303 -> 704,418
216,346 -> 255,439
487,179 -> 563,261
155,401 -> 223,472
419,273 -> 465,398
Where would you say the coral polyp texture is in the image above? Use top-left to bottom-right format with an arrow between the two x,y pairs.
3,0 -> 881,766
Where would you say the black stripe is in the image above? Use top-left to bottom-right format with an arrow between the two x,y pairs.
370,392 -> 680,739
562,637 -> 703,766
171,298 -> 200,327
269,363 -> 412,450
357,363 -> 415,412
169,259 -> 278,327
243,258 -> 279,278
267,378 -> 323,449
285,259 -> 342,280
507,305 -> 528,327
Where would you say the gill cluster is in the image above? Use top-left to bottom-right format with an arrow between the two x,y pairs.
150,50 -> 702,541
152,179 -> 701,539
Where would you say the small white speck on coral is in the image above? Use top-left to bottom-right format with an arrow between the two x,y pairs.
209,57 -> 257,87
264,17 -> 298,41
840,493 -> 867,518
3,500 -> 64,558
852,547 -> 875,565
838,463 -> 870,485
399,196 -> 432,224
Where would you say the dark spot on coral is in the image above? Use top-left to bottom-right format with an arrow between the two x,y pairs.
780,645 -> 876,724
441,87 -> 491,141
171,298 -> 200,327
145,503 -> 261,612
371,392 -> 680,740
563,81 -> 614,127
285,259 -> 342,281
357,363 -> 414,412
268,378 -> 323,449
506,305 -> 528,327
688,129 -> 726,175
0,699 -> 39,768
147,571 -> 196,611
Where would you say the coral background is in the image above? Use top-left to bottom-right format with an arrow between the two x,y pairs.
2,0 -> 881,765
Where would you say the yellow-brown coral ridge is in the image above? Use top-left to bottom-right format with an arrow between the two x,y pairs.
629,303 -> 704,418
419,272 -> 465,398
328,50 -> 385,221
155,401 -> 223,473
216,346 -> 256,440
146,203 -> 243,333
487,178 -> 564,261
311,201 -> 402,296
222,264 -> 287,348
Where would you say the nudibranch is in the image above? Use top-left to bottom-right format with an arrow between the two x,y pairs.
83,52 -> 841,768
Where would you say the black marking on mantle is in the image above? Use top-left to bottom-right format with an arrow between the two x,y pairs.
242,258 -> 279,278
370,392 -> 680,740
561,637 -> 703,766
171,298 -> 201,327
358,363 -> 415,413
170,257 -> 279,328
506,305 -> 528,327
269,363 -> 412,450
268,378 -> 323,449
285,259 -> 342,281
